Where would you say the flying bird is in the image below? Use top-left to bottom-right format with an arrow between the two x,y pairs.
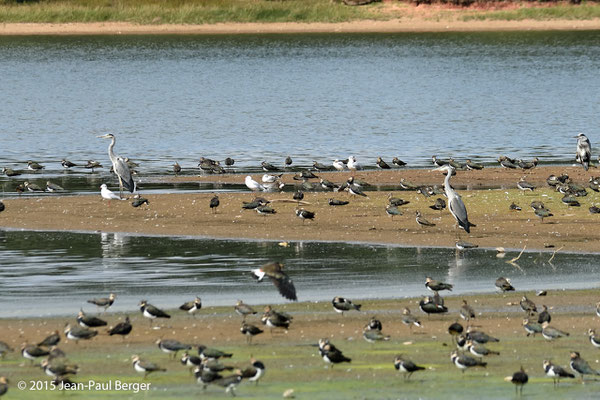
251,262 -> 297,301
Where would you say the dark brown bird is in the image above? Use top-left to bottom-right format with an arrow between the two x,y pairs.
251,262 -> 297,301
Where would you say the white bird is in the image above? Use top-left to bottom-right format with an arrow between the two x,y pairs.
347,156 -> 361,171
332,159 -> 345,171
262,174 -> 281,183
100,184 -> 124,201
245,176 -> 265,192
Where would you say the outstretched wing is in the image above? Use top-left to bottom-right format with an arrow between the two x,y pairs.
268,272 -> 297,301
114,157 -> 135,193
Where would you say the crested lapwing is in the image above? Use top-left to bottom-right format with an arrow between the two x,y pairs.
465,159 -> 484,170
202,358 -> 235,374
179,296 -> 202,316
415,211 -> 436,228
261,306 -> 292,333
328,198 -> 349,206
242,198 -> 268,210
181,351 -> 202,371
132,197 -> 149,207
197,345 -> 233,361
448,322 -> 463,344
209,195 -> 220,213
240,323 -> 263,344
255,205 -> 276,215
522,318 -> 542,337
294,170 -> 319,181
366,316 -> 383,331
139,300 -> 171,326
363,327 -> 390,343
541,322 -> 569,341
394,355 -> 425,380
107,316 -> 132,339
131,355 -> 166,379
332,296 -> 361,315
466,340 -> 499,358
509,202 -> 522,211
24,181 -> 44,192
319,342 -> 351,368
534,207 -> 553,222
234,300 -> 256,321
77,310 -> 107,328
0,341 -> 14,359
518,157 -> 539,170
251,262 -> 297,301
498,156 -> 517,169
466,327 -> 499,344
40,359 -> 79,378
261,161 -> 280,172
392,157 -> 406,167
561,194 -> 580,207
313,161 -> 331,171
388,195 -> 410,207
495,277 -> 515,292
85,160 -> 103,172
517,178 -> 535,192
157,339 -> 191,359
455,240 -> 478,251
172,161 -> 181,175
27,160 -> 45,171
347,183 -> 367,198
432,156 -> 449,167
376,157 -> 391,169
460,300 -> 476,321
48,346 -> 66,361
293,191 -> 304,204
425,277 -> 453,292
38,330 -> 60,347
588,329 -> 600,349
575,133 -> 592,170
87,293 -> 116,313
295,208 -> 315,223
537,305 -> 551,324
241,359 -> 265,385
2,167 -> 21,177
64,324 -> 97,343
385,205 -> 402,219
46,181 -> 64,192
520,296 -> 537,313
195,366 -> 223,389
419,296 -> 448,316
590,176 -> 600,192
543,360 -> 575,386
401,308 -> 422,331
429,197 -> 446,211
21,344 -> 50,365
0,377 -> 7,396
456,335 -> 468,351
590,206 -> 600,214
211,370 -> 243,396
570,351 -> 600,381
450,350 -> 486,373
284,156 -> 292,167
505,366 -> 528,395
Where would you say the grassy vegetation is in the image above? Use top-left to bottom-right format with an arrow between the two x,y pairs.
462,2 -> 600,21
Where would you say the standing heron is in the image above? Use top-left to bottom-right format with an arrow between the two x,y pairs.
575,133 -> 592,171
434,165 -> 475,234
97,134 -> 135,198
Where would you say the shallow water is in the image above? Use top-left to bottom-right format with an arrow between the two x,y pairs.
1,230 -> 598,318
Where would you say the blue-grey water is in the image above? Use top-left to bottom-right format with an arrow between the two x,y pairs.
0,230 -> 599,317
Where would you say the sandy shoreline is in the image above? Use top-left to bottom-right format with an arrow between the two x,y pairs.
2,19 -> 600,36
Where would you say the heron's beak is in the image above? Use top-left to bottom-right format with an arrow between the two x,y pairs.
97,134 -> 109,138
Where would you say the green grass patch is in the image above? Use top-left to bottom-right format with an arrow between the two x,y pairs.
462,3 -> 600,21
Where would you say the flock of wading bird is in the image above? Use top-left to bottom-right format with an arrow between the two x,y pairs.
0,133 -> 599,397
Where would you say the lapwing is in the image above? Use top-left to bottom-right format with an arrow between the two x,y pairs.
2,167 -> 21,177
518,157 -> 539,170
131,197 -> 149,207
242,198 -> 268,210
505,366 -> 528,395
0,377 -> 7,396
209,195 -> 220,213
179,296 -> 202,316
211,370 -> 243,396
64,324 -> 97,343
460,300 -> 476,321
429,197 -> 446,211
197,345 -> 233,361
40,359 -> 79,378
251,262 -> 297,301
132,355 -> 166,379
293,191 -> 304,204
194,366 -> 223,389
590,206 -> 600,214
77,310 -> 107,328
363,327 -> 390,343
38,330 -> 60,347
450,350 -> 486,373
366,316 -> 383,331
520,296 -> 537,313
588,329 -> 600,349
172,161 -> 181,175
537,305 -> 551,324
347,183 -> 368,198
261,306 -> 292,333
509,202 -> 522,211
561,195 -> 580,207
261,161 -> 280,172
86,160 -> 104,174
425,277 -> 453,292
202,358 -> 234,374
24,181 -> 44,192
394,355 -> 425,380
157,339 -> 191,359
456,335 -> 468,351
332,296 -> 361,315
385,205 -> 402,219
401,308 -> 422,331
590,176 -> 600,192
388,193 -> 410,207
495,277 -> 515,292
534,207 -> 553,222
21,344 -> 50,364
530,201 -> 545,210
241,359 -> 265,385
27,160 -> 45,171
223,157 -> 234,167
87,293 -> 116,313
284,156 -> 292,167
240,323 -> 263,344
255,205 -> 276,215
376,157 -> 391,169
570,351 -> 600,381
313,161 -> 331,171
46,181 -> 64,192
456,240 -> 478,251
466,328 -> 499,344
465,159 -> 484,170
392,157 -> 406,167
293,170 -> 319,181
318,178 -> 337,191
295,208 -> 315,223
419,296 -> 448,316
498,156 -> 517,169
466,340 -> 499,358
245,176 -> 265,192
522,318 -> 542,337
328,198 -> 349,206
181,351 -> 202,370
415,211 -> 436,228
234,300 -> 257,321
49,346 -> 66,361
448,322 -> 464,343
575,133 -> 592,170
139,300 -> 171,326
517,178 -> 535,192
0,341 -> 13,359
107,316 -> 132,339
543,360 -> 575,386
432,156 -> 449,167
541,322 -> 569,341
319,342 -> 351,368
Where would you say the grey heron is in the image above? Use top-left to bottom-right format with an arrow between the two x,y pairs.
97,134 -> 135,198
575,133 -> 592,171
434,164 -> 475,234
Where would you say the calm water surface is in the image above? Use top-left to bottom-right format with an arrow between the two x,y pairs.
1,230 -> 599,317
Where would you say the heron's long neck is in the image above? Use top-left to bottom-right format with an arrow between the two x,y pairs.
108,137 -> 117,162
444,170 -> 452,189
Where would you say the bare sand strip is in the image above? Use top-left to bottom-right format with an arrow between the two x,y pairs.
1,19 -> 600,36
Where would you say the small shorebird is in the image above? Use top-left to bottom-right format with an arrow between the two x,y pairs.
466,328 -> 499,345
332,296 -> 361,315
132,196 -> 149,207
21,344 -> 50,365
522,318 -> 542,337
319,341 -> 351,368
107,316 -> 132,339
157,339 -> 191,359
385,205 -> 402,219
24,181 -> 44,192
429,197 -> 446,211
401,308 -> 422,331
415,211 -> 436,228
328,198 -> 349,206
27,160 -> 45,171
575,133 -> 592,170
139,300 -> 171,326
85,160 -> 103,173
241,359 -> 265,385
517,177 -> 535,192
87,293 -> 116,312
543,360 -> 574,386
225,157 -> 235,167
261,161 -> 280,172
465,159 -> 484,170
40,359 -> 79,378
419,296 -> 448,315
38,331 -> 60,347
588,329 -> 600,348
64,324 -> 98,343
234,300 -> 257,320
209,195 -> 220,213
505,367 -> 528,395
46,181 -> 64,192
179,296 -> 202,316
172,161 -> 181,175
541,322 -> 569,341
376,157 -> 391,169
284,156 -> 293,167
251,262 -> 297,301
466,340 -> 499,358
197,345 -> 233,361
2,167 -> 21,176
460,300 -> 476,321
76,310 -> 107,328
394,355 -> 425,380
61,159 -> 77,169
450,350 -> 486,373
537,305 -> 551,324
520,296 -> 537,313
261,306 -> 292,333
570,351 -> 600,381
132,355 -> 166,379
313,161 -> 331,171
392,157 -> 406,167
363,326 -> 390,343
425,277 -> 453,292
295,208 -> 315,223
240,323 -> 263,344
